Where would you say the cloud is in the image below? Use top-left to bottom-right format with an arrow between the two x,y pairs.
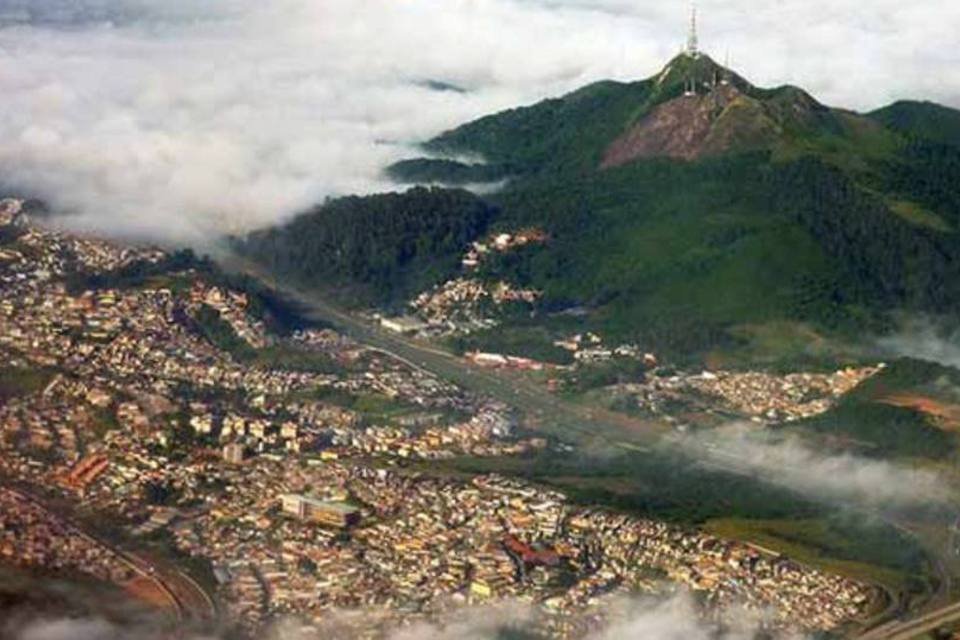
3,610 -> 222,640
683,423 -> 950,509
11,618 -> 119,640
0,0 -> 958,243
3,592 -> 799,640
600,593 -> 797,640
385,601 -> 536,640
384,593 -> 788,640
877,317 -> 960,369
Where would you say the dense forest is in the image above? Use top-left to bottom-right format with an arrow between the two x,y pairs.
868,100 -> 960,148
239,187 -> 496,307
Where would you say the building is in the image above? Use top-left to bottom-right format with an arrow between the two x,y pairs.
223,443 -> 246,464
280,494 -> 360,528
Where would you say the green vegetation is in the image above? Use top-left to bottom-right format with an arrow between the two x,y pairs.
239,54 -> 960,365
560,358 -> 647,395
247,344 -> 348,375
705,321 -> 869,372
449,324 -> 575,365
704,517 -> 929,594
0,223 -> 25,246
888,200 -> 953,233
193,304 -> 257,360
425,77 -> 655,175
64,249 -> 201,295
239,186 -> 497,308
304,387 -> 423,423
143,479 -> 179,506
0,366 -> 53,403
425,448 -> 928,595
855,357 -> 960,394
191,305 -> 356,377
65,248 -> 311,334
787,358 -> 960,460
90,405 -> 121,439
869,100 -> 960,148
227,63 -> 960,615
793,401 -> 951,459
387,158 -> 511,185
440,448 -> 823,523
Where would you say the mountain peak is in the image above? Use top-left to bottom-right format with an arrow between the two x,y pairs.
387,50 -> 890,184
595,54 -> 847,167
651,53 -> 751,103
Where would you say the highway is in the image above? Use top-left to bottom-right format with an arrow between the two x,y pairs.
1,486 -> 216,626
228,259 -> 960,639
229,258 -> 671,450
858,600 -> 960,639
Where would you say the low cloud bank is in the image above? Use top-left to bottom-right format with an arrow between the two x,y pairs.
3,592 -> 798,640
685,423 -> 950,509
1,1 -> 959,244
877,318 -> 960,370
0,0 -> 658,244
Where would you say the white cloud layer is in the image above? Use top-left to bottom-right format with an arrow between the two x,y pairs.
0,0 -> 958,243
4,592 -> 795,640
878,317 -> 960,370
684,423 -> 950,509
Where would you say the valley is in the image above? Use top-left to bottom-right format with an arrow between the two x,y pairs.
4,11 -> 960,638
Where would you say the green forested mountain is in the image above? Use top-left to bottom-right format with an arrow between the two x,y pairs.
243,54 -> 960,363
240,187 -> 496,307
868,100 -> 960,147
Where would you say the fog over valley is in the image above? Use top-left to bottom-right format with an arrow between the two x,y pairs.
0,0 -> 958,242
2,4 -> 960,638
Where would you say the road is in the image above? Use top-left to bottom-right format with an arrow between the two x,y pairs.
1,486 -> 215,626
228,258 -> 670,450
858,599 -> 960,639
229,259 -> 960,639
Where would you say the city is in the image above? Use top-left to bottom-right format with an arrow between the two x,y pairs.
0,200 -> 879,637
3,1 -> 960,638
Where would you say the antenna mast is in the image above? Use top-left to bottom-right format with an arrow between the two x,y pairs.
686,4 -> 699,59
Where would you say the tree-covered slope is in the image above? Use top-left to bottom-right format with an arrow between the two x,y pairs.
411,78 -> 656,177
869,100 -> 960,147
786,358 -> 960,459
239,187 -> 496,307
399,54 -> 896,182
449,150 -> 960,356
244,54 -> 960,363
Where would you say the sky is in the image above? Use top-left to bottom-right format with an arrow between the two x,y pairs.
0,0 -> 958,243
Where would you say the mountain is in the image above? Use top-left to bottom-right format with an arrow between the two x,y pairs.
243,54 -> 960,365
868,100 -> 960,148
389,54 -> 896,183
240,187 -> 496,307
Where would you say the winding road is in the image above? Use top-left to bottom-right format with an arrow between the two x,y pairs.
1,486 -> 216,625
858,600 -> 960,640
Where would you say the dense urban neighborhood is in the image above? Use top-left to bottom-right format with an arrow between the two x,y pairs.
0,200 -> 887,637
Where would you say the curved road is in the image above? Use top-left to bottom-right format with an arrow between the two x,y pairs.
858,600 -> 960,640
2,486 -> 215,625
